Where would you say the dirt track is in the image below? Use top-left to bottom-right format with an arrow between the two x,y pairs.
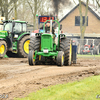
0,57 -> 100,100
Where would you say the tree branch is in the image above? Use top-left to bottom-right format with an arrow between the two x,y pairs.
84,0 -> 89,27
8,6 -> 14,14
96,0 -> 100,7
26,0 -> 34,16
73,0 -> 77,5
78,0 -> 83,32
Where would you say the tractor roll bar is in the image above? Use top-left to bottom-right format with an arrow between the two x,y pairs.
43,19 -> 60,50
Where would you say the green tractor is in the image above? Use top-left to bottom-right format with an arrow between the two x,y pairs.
0,20 -> 30,58
28,17 -> 75,66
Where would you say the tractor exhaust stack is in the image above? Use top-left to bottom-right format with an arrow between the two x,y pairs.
50,17 -> 52,34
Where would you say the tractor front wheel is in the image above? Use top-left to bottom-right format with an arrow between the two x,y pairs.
28,50 -> 35,65
57,51 -> 64,66
0,40 -> 7,58
18,35 -> 30,58
29,37 -> 40,65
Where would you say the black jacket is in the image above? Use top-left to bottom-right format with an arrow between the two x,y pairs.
45,26 -> 54,34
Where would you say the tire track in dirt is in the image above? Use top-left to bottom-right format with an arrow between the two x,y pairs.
1,66 -> 100,100
0,57 -> 100,100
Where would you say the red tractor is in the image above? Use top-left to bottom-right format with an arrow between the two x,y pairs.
82,45 -> 93,55
81,44 -> 99,55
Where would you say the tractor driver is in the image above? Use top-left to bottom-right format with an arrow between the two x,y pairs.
45,22 -> 56,40
45,22 -> 55,35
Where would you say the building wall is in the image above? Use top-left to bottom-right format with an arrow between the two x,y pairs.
60,4 -> 100,34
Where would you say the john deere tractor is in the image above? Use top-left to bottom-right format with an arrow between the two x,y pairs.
0,20 -> 30,58
28,16 -> 76,66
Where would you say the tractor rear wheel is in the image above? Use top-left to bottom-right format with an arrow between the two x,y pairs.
18,35 -> 30,58
29,37 -> 40,65
57,51 -> 64,66
60,38 -> 72,66
0,40 -> 7,58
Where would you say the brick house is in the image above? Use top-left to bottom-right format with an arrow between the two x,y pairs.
59,2 -> 100,38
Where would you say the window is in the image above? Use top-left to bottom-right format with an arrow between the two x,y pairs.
4,23 -> 12,32
13,23 -> 22,33
75,16 -> 88,26
23,23 -> 27,32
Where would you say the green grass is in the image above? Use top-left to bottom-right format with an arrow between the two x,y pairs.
77,54 -> 100,58
15,75 -> 100,100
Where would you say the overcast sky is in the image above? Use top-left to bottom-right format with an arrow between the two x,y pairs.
58,0 -> 100,20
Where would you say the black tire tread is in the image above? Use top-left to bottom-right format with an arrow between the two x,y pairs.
60,37 -> 72,66
57,51 -> 64,66
18,35 -> 30,58
28,50 -> 34,65
0,40 -> 7,58
29,37 -> 40,64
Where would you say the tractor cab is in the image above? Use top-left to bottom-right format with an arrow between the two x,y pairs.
1,20 -> 28,49
0,20 -> 30,58
3,20 -> 27,39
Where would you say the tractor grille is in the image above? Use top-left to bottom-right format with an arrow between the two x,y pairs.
41,34 -> 53,51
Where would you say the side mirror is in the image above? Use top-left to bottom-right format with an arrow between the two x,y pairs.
13,22 -> 15,27
60,24 -> 62,30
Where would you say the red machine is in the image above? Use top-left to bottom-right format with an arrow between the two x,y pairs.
82,44 -> 99,55
82,45 -> 93,53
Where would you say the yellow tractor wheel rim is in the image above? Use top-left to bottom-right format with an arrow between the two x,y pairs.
69,43 -> 72,65
24,40 -> 30,54
33,53 -> 35,62
0,45 -> 5,54
39,55 -> 41,61
62,55 -> 64,64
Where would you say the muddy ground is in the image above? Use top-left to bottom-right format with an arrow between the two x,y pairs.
0,57 -> 100,100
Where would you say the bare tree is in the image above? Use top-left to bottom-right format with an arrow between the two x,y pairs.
14,1 -> 17,19
13,0 -> 23,20
73,0 -> 89,39
79,0 -> 89,40
0,0 -> 19,20
26,0 -> 49,29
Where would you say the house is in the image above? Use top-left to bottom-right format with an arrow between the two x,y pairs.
59,2 -> 100,39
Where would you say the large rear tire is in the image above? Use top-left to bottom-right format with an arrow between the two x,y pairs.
0,40 -> 7,58
18,35 -> 30,58
29,37 -> 40,64
60,38 -> 72,66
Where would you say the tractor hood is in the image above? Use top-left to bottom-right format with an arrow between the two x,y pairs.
0,30 -> 8,38
41,34 -> 53,52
